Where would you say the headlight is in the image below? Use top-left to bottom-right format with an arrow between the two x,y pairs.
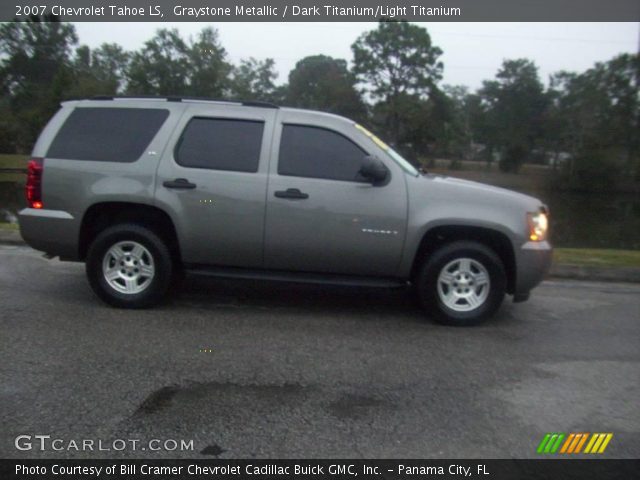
527,211 -> 548,241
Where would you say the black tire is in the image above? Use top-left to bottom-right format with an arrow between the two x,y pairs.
86,224 -> 174,308
416,241 -> 506,326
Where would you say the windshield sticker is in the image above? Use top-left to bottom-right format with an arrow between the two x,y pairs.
354,123 -> 389,151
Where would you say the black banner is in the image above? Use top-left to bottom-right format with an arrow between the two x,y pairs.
3,459 -> 640,480
3,0 -> 640,22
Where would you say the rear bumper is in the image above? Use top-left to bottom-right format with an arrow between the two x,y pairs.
18,208 -> 79,259
514,240 -> 552,297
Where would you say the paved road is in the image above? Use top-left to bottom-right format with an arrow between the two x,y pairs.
1,245 -> 638,459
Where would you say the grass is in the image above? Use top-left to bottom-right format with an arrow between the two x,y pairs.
554,248 -> 640,268
0,154 -> 28,182
0,222 -> 19,230
0,173 -> 24,182
0,153 -> 28,169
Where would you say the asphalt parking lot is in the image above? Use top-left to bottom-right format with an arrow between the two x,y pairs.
1,245 -> 638,459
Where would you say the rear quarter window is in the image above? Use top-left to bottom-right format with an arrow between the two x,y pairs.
47,107 -> 169,162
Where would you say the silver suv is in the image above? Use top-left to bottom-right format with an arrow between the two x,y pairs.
19,97 -> 552,325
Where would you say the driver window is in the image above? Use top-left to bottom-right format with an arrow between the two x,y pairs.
278,124 -> 368,182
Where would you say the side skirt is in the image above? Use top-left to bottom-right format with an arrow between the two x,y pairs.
185,265 -> 408,289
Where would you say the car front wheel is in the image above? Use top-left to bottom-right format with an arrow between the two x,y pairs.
416,241 -> 506,326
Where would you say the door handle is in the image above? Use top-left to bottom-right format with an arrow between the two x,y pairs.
274,188 -> 309,200
163,178 -> 196,189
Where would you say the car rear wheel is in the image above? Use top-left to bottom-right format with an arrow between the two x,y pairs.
86,224 -> 173,308
416,241 -> 506,326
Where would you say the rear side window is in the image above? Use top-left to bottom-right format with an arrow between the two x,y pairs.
278,125 -> 368,182
175,118 -> 264,173
47,107 -> 169,162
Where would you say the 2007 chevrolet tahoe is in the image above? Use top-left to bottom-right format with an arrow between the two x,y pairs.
19,97 -> 552,325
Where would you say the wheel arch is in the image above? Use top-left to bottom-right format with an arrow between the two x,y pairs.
410,224 -> 516,294
78,202 -> 181,264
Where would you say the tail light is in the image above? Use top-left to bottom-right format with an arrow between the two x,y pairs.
26,158 -> 44,209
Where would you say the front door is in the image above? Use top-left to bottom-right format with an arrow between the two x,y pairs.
264,113 -> 407,277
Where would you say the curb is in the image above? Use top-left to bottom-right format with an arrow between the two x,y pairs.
1,233 -> 639,284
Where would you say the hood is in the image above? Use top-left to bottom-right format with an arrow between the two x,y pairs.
422,173 -> 545,210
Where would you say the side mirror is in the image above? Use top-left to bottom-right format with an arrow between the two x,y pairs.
359,156 -> 389,185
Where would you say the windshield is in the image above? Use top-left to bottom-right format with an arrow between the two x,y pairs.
354,124 -> 420,177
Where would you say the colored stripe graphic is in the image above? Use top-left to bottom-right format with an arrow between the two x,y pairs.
585,433 -> 614,453
560,433 -> 575,453
540,433 -> 613,454
574,433 -> 589,453
550,433 -> 565,453
590,434 -> 605,453
544,434 -> 558,453
537,433 -> 566,454
584,433 -> 599,453
597,434 -> 613,453
537,433 -> 552,454
567,433 -> 583,453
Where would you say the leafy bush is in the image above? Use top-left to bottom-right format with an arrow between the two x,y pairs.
553,148 -> 620,192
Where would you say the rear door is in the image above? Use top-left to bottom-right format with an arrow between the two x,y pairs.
155,104 -> 276,267
263,111 -> 408,277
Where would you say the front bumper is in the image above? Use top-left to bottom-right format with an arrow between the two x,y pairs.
18,208 -> 79,259
514,240 -> 553,297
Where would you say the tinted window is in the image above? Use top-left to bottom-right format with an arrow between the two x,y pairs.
176,118 -> 264,173
47,107 -> 169,162
278,125 -> 368,182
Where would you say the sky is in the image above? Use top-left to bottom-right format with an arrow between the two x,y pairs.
73,22 -> 639,90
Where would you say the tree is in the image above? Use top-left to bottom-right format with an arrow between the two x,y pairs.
464,92 -> 494,165
478,59 -> 547,172
546,54 -> 640,189
369,88 -> 452,166
70,43 -> 130,97
583,54 -> 640,180
127,27 -> 230,97
229,57 -> 278,102
187,26 -> 231,98
90,43 -> 130,93
126,28 -> 190,95
440,85 -> 477,164
351,20 -> 443,143
285,55 -> 367,121
0,15 -> 78,152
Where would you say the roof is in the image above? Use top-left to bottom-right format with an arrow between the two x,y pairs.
87,95 -> 279,109
60,95 -> 353,124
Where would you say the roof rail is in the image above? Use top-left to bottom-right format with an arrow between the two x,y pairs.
89,95 -> 279,109
240,100 -> 279,109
